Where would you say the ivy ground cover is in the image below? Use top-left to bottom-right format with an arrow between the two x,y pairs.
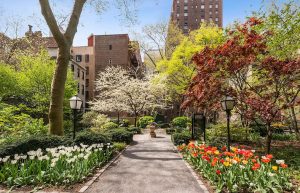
178,143 -> 293,193
0,143 -> 113,187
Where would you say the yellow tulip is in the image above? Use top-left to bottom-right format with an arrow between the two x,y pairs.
272,166 -> 278,171
223,162 -> 230,167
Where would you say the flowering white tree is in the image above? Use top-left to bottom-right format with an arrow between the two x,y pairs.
91,66 -> 167,126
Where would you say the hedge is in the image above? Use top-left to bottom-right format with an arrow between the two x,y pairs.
127,126 -> 142,134
105,128 -> 134,144
171,130 -> 191,145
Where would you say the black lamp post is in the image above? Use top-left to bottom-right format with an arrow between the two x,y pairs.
221,96 -> 236,152
69,95 -> 83,139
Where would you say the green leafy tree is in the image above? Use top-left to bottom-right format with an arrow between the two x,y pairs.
0,64 -> 19,99
154,23 -> 224,109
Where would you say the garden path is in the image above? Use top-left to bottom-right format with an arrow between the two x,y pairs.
85,129 -> 208,193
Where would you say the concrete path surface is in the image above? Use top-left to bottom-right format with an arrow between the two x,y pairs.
85,129 -> 207,193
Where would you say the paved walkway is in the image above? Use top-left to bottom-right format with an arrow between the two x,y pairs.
85,129 -> 207,193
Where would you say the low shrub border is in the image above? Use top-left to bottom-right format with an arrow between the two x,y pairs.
178,142 -> 293,192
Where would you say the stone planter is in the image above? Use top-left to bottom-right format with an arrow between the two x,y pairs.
149,125 -> 156,138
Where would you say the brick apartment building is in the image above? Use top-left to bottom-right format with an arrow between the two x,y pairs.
171,0 -> 223,34
71,34 -> 143,108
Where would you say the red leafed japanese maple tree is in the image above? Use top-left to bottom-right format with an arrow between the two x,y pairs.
182,18 -> 300,153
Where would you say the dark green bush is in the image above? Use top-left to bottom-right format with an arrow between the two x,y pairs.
138,116 -> 154,128
102,122 -> 119,130
120,119 -> 130,127
0,135 -> 70,157
272,133 -> 297,141
127,126 -> 142,134
159,123 -> 170,128
154,114 -> 165,124
75,130 -> 111,145
206,123 -> 251,142
171,130 -> 191,145
105,128 -> 134,144
171,116 -> 191,128
166,128 -> 175,135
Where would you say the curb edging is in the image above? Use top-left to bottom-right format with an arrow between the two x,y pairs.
173,146 -> 210,193
78,146 -> 128,193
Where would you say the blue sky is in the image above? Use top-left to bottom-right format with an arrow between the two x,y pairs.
0,0 -> 288,46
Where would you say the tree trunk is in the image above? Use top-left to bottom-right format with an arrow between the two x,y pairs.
117,112 -> 120,125
134,116 -> 137,127
290,106 -> 299,139
265,123 -> 272,154
48,47 -> 70,135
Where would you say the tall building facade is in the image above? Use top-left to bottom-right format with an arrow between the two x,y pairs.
71,34 -> 143,108
171,0 -> 223,34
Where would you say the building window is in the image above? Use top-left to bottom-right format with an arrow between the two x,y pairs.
82,71 -> 84,80
201,18 -> 205,22
216,17 -> 219,22
109,45 -> 112,50
216,4 -> 219,8
109,59 -> 112,64
209,5 -> 212,9
77,68 -> 80,78
184,0 -> 188,3
85,54 -> 89,62
81,85 -> 84,95
201,5 -> 205,9
184,13 -> 188,16
77,83 -> 80,93
71,64 -> 74,72
76,55 -> 82,62
86,67 -> 89,75
86,79 -> 89,87
177,13 -> 180,17
184,6 -> 188,10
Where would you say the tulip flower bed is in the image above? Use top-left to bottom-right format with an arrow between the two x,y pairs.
178,143 -> 293,192
0,143 -> 113,187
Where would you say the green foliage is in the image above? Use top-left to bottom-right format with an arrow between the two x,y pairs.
120,119 -> 130,127
105,128 -> 134,144
154,23 -> 224,101
206,123 -> 252,142
0,50 -> 76,120
82,112 -> 111,131
0,64 -> 20,98
102,122 -> 119,130
171,116 -> 191,128
113,142 -> 127,152
0,135 -> 69,157
166,128 -> 175,135
158,123 -> 170,128
272,133 -> 297,141
138,116 -> 154,128
0,103 -> 47,145
74,130 -> 111,145
127,126 -> 142,134
253,0 -> 300,59
171,130 -> 191,145
81,111 -> 99,127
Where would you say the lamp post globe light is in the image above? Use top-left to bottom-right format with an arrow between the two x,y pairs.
221,96 -> 236,152
69,95 -> 83,139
